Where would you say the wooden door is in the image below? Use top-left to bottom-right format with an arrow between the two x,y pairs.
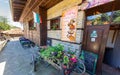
82,25 -> 110,75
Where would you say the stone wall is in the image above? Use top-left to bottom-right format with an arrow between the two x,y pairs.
23,6 -> 41,46
23,0 -> 85,49
52,39 -> 81,57
47,0 -> 85,53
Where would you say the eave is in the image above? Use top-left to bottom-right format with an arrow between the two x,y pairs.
19,0 -> 63,22
85,0 -> 120,16
10,0 -> 27,22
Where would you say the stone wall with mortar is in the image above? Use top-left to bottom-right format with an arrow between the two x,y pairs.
23,6 -> 41,46
23,0 -> 85,49
47,0 -> 85,53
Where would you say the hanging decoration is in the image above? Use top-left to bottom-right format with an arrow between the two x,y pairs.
33,12 -> 41,26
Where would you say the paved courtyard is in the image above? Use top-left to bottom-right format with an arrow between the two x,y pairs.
0,39 -> 34,75
0,38 -> 120,75
0,39 -> 62,75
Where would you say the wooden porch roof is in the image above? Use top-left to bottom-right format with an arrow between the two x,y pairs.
10,0 -> 63,22
10,0 -> 27,21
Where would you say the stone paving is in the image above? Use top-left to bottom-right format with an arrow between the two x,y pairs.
0,39 -> 62,75
0,39 -> 88,75
0,38 -> 120,75
0,39 -> 35,75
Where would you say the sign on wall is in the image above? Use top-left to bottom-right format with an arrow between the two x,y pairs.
79,0 -> 114,10
61,6 -> 78,42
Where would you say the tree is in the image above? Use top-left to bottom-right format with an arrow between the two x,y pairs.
0,16 -> 11,31
0,22 -> 11,30
113,17 -> 120,24
101,13 -> 110,22
112,10 -> 120,19
89,10 -> 120,25
112,10 -> 120,24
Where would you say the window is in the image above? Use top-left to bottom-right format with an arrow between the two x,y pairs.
87,10 -> 120,25
87,12 -> 111,25
29,19 -> 36,30
50,17 -> 60,30
111,10 -> 120,24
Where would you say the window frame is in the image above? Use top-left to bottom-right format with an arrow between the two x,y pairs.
28,19 -> 36,30
50,16 -> 60,30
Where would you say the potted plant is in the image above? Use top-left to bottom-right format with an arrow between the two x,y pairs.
52,23 -> 59,30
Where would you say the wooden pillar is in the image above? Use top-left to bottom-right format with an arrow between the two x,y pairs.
39,7 -> 47,46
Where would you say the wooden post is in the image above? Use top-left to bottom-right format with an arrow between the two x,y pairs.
39,7 -> 47,46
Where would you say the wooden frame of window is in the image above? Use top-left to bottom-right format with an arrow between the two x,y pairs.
50,16 -> 60,30
28,19 -> 36,30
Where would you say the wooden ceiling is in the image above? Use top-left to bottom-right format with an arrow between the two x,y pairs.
11,0 -> 27,21
11,0 -> 120,22
11,0 -> 63,22
20,0 -> 63,22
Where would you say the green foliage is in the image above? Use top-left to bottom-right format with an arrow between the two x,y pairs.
0,22 -> 11,30
90,10 -> 120,25
63,55 -> 69,64
51,23 -> 59,30
0,16 -> 11,30
40,44 -> 64,59
29,27 -> 36,30
92,16 -> 103,25
101,13 -> 110,22
112,10 -> 120,23
113,17 -> 120,24
112,10 -> 120,19
54,44 -> 64,52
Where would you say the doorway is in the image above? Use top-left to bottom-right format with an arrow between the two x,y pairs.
83,5 -> 120,74
82,25 -> 110,75
103,24 -> 120,69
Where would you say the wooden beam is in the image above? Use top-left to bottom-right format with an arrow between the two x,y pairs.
41,0 -> 51,7
19,0 -> 63,22
13,3 -> 25,8
10,0 -> 27,21
45,0 -> 63,9
13,7 -> 24,9
14,9 -> 22,11
19,0 -> 44,22
19,0 -> 34,22
13,0 -> 27,4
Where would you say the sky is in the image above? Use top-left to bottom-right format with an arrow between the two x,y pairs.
0,0 -> 23,29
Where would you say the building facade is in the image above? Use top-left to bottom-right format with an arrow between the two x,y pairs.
10,0 -> 120,75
